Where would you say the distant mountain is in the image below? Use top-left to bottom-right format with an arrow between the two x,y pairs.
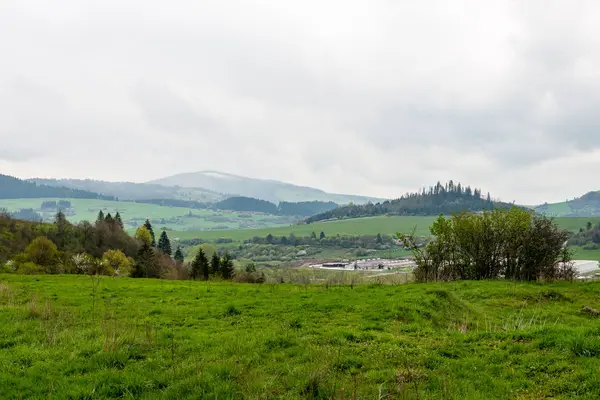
0,174 -> 114,200
147,171 -> 384,204
536,191 -> 600,217
29,178 -> 225,202
306,181 -> 518,223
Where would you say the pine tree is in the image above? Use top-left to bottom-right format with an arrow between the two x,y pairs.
210,252 -> 221,275
220,252 -> 235,280
310,231 -> 317,240
266,234 -> 273,244
376,233 -> 383,244
133,243 -> 156,278
320,231 -> 325,240
105,213 -> 114,225
114,212 -> 124,230
191,248 -> 209,280
96,210 -> 105,225
144,219 -> 156,247
157,231 -> 172,256
174,246 -> 184,265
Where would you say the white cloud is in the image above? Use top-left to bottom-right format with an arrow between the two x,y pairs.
1,0 -> 600,205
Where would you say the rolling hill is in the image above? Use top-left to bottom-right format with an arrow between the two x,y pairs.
536,191 -> 600,217
29,178 -> 224,202
147,170 -> 385,204
0,174 -> 113,200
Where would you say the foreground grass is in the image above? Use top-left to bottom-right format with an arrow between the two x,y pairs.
1,275 -> 600,399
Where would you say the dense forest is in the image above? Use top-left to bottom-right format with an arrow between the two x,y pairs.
306,181 -> 516,223
133,198 -> 211,209
0,174 -> 114,200
214,196 -> 338,217
215,196 -> 278,214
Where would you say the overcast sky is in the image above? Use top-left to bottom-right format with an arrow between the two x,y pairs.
1,0 -> 599,205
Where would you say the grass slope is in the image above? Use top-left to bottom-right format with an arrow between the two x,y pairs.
173,215 -> 600,242
174,215 -> 440,241
1,275 -> 600,399
0,198 -> 295,232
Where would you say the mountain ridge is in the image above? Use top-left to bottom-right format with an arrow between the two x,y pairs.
147,170 -> 385,204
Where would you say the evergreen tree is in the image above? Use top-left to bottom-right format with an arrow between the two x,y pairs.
105,213 -> 114,225
96,210 -> 105,225
210,252 -> 221,275
157,231 -> 172,256
133,243 -> 157,278
376,233 -> 383,244
114,212 -> 124,230
144,219 -> 156,247
220,252 -> 235,280
266,234 -> 273,244
174,246 -> 184,265
310,231 -> 317,240
320,231 -> 326,240
191,248 -> 209,280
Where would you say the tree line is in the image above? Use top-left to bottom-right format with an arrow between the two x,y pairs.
306,180 -> 517,223
0,210 -> 243,281
400,208 -> 574,282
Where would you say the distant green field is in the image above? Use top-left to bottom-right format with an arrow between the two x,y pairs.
172,215 -> 439,242
0,198 -> 295,232
2,275 -> 600,398
170,215 -> 600,243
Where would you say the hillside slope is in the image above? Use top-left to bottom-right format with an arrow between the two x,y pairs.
306,181 -> 517,222
30,178 -> 224,202
148,170 -> 384,204
0,174 -> 113,200
536,191 -> 600,217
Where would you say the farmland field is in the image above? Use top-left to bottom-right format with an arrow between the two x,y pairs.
1,275 -> 600,399
172,215 -> 600,243
0,198 -> 295,232
174,215 -> 440,242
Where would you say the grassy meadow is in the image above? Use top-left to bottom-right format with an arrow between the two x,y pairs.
1,275 -> 600,399
0,198 -> 295,232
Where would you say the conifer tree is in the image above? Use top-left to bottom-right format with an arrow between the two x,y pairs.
320,231 -> 326,240
144,219 -> 156,247
105,213 -> 114,225
157,231 -> 172,256
310,231 -> 317,240
191,248 -> 209,280
376,233 -> 383,244
114,212 -> 124,230
220,252 -> 235,280
174,246 -> 184,265
210,252 -> 221,275
96,210 -> 105,225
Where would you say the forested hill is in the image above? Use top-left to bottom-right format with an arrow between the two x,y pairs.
306,181 -> 516,223
0,174 -> 115,200
214,196 -> 338,217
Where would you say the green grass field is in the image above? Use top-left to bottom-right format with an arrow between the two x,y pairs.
170,215 -> 600,243
0,198 -> 295,232
173,216 -> 440,242
1,275 -> 600,399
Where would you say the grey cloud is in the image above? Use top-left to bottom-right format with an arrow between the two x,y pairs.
1,0 -> 600,204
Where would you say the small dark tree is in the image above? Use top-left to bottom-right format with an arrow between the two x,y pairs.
220,252 -> 235,280
376,233 -> 383,244
157,231 -> 172,256
310,231 -> 317,240
174,246 -> 184,265
96,210 -> 105,225
144,219 -> 156,247
266,233 -> 273,244
191,248 -> 209,280
114,212 -> 124,230
320,231 -> 325,240
105,213 -> 114,226
210,252 -> 221,275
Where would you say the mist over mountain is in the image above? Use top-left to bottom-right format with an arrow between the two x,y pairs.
147,171 -> 384,204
